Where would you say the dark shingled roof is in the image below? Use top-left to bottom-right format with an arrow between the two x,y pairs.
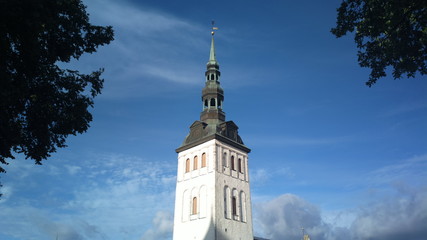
176,120 -> 250,153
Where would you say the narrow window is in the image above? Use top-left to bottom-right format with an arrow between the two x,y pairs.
224,186 -> 230,219
231,156 -> 235,171
210,98 -> 216,107
211,73 -> 214,80
201,153 -> 207,167
223,152 -> 227,167
232,197 -> 237,216
204,99 -> 208,108
240,191 -> 247,222
193,156 -> 198,170
185,158 -> 190,173
192,197 -> 198,215
238,158 -> 242,173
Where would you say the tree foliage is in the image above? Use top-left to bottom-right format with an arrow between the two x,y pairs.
0,0 -> 114,175
331,0 -> 427,86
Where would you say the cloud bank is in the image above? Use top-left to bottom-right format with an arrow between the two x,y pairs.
255,186 -> 427,240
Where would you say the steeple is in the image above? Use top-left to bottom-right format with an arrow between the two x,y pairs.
176,24 -> 248,153
201,26 -> 225,123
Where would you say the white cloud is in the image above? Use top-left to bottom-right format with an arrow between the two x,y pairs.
366,154 -> 427,187
251,167 -> 295,186
255,194 -> 332,240
65,165 -> 82,175
350,186 -> 427,240
247,134 -> 355,147
0,152 -> 176,240
59,0 -> 209,100
254,185 -> 427,240
140,210 -> 174,240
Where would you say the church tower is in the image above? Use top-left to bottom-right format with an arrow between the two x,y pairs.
172,28 -> 254,240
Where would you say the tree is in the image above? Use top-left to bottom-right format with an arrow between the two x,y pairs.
331,0 -> 427,86
0,0 -> 114,178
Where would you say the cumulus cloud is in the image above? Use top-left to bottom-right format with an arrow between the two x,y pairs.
140,211 -> 174,240
350,186 -> 427,240
254,186 -> 427,240
255,194 -> 332,240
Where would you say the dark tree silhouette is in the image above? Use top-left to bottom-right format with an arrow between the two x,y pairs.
331,0 -> 427,86
0,0 -> 114,181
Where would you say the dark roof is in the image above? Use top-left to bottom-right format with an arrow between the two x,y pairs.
176,120 -> 250,153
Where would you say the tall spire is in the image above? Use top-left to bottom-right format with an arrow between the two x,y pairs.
208,21 -> 219,66
201,22 -> 224,123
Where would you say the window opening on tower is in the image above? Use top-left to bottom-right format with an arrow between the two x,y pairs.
201,153 -> 207,167
231,155 -> 235,171
185,159 -> 190,173
193,156 -> 198,170
192,197 -> 198,215
232,196 -> 237,216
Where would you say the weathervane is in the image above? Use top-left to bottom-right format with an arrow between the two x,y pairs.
211,20 -> 218,35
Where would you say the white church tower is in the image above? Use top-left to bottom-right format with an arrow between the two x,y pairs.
172,28 -> 254,240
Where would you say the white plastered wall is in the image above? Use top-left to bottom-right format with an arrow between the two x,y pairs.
172,139 -> 253,240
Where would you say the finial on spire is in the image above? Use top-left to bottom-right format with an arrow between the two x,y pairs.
211,20 -> 218,35
208,20 -> 219,65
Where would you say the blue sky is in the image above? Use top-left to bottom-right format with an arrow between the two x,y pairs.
1,0 -> 426,239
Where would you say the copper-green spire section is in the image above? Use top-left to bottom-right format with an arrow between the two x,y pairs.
208,35 -> 218,66
201,29 -> 224,123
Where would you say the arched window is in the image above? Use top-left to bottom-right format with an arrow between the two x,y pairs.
238,158 -> 242,173
210,98 -> 216,107
224,186 -> 230,219
193,156 -> 198,170
192,197 -> 197,215
211,73 -> 215,80
185,159 -> 190,173
240,191 -> 247,222
201,153 -> 207,168
231,156 -> 235,171
232,196 -> 237,216
204,99 -> 208,108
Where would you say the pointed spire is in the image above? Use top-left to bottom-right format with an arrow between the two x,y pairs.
208,21 -> 219,66
208,36 -> 217,65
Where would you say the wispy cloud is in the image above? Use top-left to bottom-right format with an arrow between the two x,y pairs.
251,167 -> 295,186
380,102 -> 427,118
0,153 -> 176,240
365,154 -> 427,188
60,0 -> 208,100
246,134 -> 354,147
